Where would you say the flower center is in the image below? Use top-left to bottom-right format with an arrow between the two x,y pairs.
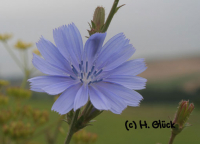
69,61 -> 103,85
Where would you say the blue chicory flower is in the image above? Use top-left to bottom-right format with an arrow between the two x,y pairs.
28,23 -> 147,115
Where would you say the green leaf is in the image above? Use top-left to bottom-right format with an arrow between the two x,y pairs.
89,120 -> 96,123
88,22 -> 92,29
100,24 -> 105,30
184,122 -> 192,127
115,4 -> 125,14
91,20 -> 96,29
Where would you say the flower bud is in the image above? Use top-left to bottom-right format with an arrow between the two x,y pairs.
88,6 -> 105,36
93,6 -> 105,31
172,100 -> 194,135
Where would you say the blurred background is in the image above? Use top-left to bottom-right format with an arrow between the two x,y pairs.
0,0 -> 199,144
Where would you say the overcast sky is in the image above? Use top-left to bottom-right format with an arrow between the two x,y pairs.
0,0 -> 200,78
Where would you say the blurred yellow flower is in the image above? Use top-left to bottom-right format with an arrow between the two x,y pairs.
15,40 -> 33,50
73,130 -> 98,144
0,94 -> 9,105
0,33 -> 12,41
7,87 -> 32,99
0,80 -> 9,88
3,121 -> 34,139
32,49 -> 41,55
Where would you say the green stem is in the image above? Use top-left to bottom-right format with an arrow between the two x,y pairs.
64,109 -> 80,144
21,49 -> 30,88
29,66 -> 37,74
52,119 -> 63,144
101,0 -> 119,32
21,69 -> 29,88
24,50 -> 28,70
168,133 -> 176,144
2,41 -> 24,71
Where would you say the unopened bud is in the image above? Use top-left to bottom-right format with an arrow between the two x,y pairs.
172,100 -> 194,135
88,6 -> 105,36
93,6 -> 105,31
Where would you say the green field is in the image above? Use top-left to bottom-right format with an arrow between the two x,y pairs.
28,99 -> 200,144
3,72 -> 200,144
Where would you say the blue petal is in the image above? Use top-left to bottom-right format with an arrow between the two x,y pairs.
103,44 -> 135,71
95,33 -> 134,71
89,86 -> 111,110
104,75 -> 147,90
28,75 -> 75,92
93,84 -> 127,114
30,87 -> 44,92
83,33 -> 106,70
29,75 -> 70,85
51,83 -> 82,115
97,58 -> 147,79
74,84 -> 89,111
94,33 -> 125,69
111,58 -> 147,76
42,80 -> 80,95
95,82 -> 143,107
36,37 -> 73,75
53,23 -> 83,68
99,33 -> 124,53
32,54 -> 67,76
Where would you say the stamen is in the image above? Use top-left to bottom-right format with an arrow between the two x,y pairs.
81,73 -> 83,79
79,64 -> 82,71
70,75 -> 76,80
81,61 -> 84,72
92,79 -> 103,84
80,79 -> 83,83
91,66 -> 95,73
86,61 -> 88,73
95,69 -> 103,77
97,79 -> 103,82
72,65 -> 78,76
88,81 -> 92,85
87,72 -> 91,79
91,80 -> 97,83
